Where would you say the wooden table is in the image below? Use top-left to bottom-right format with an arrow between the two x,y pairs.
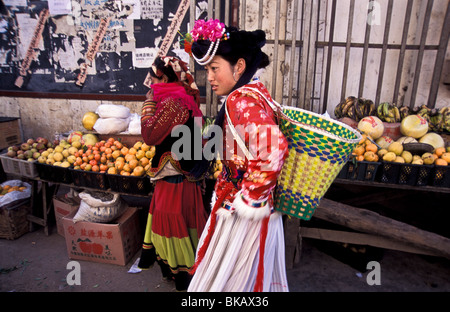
284,179 -> 450,269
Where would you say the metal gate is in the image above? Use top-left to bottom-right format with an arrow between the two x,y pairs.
190,0 -> 449,117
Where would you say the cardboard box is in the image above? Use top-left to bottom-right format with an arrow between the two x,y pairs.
62,207 -> 141,266
0,117 -> 22,150
53,195 -> 80,237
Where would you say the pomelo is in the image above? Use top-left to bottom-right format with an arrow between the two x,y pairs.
358,116 -> 384,139
400,115 -> 428,138
419,132 -> 444,149
82,112 -> 99,131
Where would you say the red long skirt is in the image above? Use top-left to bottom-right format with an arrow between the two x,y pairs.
138,175 -> 207,290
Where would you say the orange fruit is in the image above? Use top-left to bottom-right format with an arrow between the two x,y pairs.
115,160 -> 125,171
112,150 -> 122,159
141,143 -> 150,152
128,147 -> 137,155
441,152 -> 450,163
121,146 -> 129,155
435,158 -> 448,166
135,150 -> 145,160
123,163 -> 131,172
129,159 -> 139,170
125,153 -> 136,162
145,148 -> 155,159
132,166 -> 145,176
139,157 -> 149,167
365,143 -> 378,153
114,141 -> 123,149
364,151 -> 377,162
354,145 -> 365,156
133,141 -> 143,150
107,167 -> 117,174
435,147 -> 446,157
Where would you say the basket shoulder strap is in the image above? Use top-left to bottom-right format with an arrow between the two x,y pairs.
225,101 -> 255,160
240,86 -> 282,112
224,86 -> 281,161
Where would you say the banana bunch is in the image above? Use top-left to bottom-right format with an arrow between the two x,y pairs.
411,104 -> 450,132
428,106 -> 450,133
399,105 -> 411,120
377,102 -> 401,123
334,96 -> 376,121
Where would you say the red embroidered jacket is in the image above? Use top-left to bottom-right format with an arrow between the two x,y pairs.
215,81 -> 288,219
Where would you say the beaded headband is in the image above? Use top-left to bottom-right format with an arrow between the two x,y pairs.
186,19 -> 230,66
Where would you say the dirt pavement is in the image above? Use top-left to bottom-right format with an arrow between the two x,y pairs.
1,222 -> 450,293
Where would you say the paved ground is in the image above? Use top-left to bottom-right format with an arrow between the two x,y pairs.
1,223 -> 450,293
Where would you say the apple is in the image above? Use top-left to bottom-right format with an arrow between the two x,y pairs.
33,152 -> 41,159
6,150 -> 16,158
26,138 -> 35,145
36,143 -> 46,150
17,154 -> 25,160
37,156 -> 46,164
37,137 -> 49,146
21,143 -> 30,151
24,150 -> 33,159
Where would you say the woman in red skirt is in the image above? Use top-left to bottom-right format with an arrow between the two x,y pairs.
138,56 -> 208,291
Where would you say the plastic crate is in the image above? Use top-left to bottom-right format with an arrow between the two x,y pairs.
107,174 -> 152,195
70,169 -> 109,190
397,163 -> 433,186
0,154 -> 38,178
337,162 -> 349,179
338,160 -> 380,181
377,162 -> 401,184
35,162 -> 73,184
430,165 -> 450,188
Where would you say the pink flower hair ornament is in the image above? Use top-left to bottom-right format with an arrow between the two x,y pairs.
188,19 -> 229,66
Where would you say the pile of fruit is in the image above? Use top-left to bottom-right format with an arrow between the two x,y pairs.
3,132 -> 156,177
44,134 -> 155,177
335,97 -> 450,134
4,137 -> 55,161
353,113 -> 449,166
0,184 -> 27,196
334,96 -> 376,121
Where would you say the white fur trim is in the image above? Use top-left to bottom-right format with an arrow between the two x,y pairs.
216,207 -> 233,218
232,191 -> 271,221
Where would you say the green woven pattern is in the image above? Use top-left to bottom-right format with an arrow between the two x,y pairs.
274,107 -> 361,220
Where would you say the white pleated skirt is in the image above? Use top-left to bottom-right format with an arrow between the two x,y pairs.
188,208 -> 289,292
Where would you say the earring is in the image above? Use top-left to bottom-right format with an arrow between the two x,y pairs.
233,72 -> 238,82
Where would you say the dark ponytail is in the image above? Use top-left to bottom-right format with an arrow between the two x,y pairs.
190,27 -> 270,179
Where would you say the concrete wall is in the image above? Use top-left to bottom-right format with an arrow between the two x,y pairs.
0,0 -> 448,142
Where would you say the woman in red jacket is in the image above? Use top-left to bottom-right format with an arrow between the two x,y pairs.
187,19 -> 289,292
138,56 -> 207,291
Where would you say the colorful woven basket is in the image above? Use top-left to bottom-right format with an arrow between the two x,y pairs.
274,107 -> 361,220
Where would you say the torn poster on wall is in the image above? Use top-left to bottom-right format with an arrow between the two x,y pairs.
0,0 -> 194,94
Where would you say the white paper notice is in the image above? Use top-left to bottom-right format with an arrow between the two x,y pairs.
133,47 -> 157,68
3,0 -> 27,7
48,0 -> 72,15
141,0 -> 164,20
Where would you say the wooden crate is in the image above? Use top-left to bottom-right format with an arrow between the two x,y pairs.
0,199 -> 30,240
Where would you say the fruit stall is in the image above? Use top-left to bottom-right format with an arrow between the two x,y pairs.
0,107 -> 220,254
285,98 -> 450,268
1,101 -> 449,267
